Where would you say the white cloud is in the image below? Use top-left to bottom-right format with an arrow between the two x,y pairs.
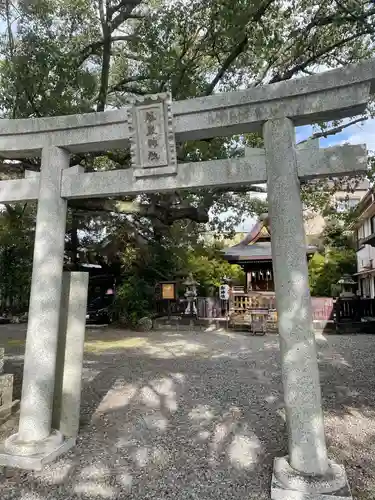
345,118 -> 375,153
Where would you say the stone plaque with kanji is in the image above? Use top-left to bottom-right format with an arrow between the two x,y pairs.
127,93 -> 177,177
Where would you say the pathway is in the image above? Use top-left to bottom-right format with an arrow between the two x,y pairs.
0,326 -> 374,499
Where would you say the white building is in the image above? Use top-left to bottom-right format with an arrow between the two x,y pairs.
351,190 -> 375,298
304,179 -> 370,237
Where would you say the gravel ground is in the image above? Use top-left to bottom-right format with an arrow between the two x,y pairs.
0,327 -> 374,499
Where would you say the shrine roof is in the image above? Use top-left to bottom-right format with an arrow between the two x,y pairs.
223,217 -> 316,262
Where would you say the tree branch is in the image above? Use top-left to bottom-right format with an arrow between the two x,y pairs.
168,27 -> 211,95
76,35 -> 140,66
204,0 -> 276,96
96,0 -> 112,112
111,35 -> 139,42
107,85 -> 149,95
110,0 -> 143,33
298,117 -> 368,145
118,52 -> 150,62
108,0 -> 142,18
301,6 -> 375,32
269,29 -> 375,83
69,199 -> 210,224
98,0 -> 106,26
204,35 -> 248,96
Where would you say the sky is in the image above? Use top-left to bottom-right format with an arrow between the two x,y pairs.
296,118 -> 375,151
233,117 -> 375,232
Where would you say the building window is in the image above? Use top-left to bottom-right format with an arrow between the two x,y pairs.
336,197 -> 360,213
349,198 -> 360,209
371,216 -> 375,235
362,278 -> 371,298
357,225 -> 365,249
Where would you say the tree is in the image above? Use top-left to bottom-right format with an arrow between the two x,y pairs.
184,243 -> 245,296
0,0 -> 374,308
0,203 -> 35,311
308,248 -> 357,296
308,221 -> 357,296
321,219 -> 355,249
1,0 -> 374,203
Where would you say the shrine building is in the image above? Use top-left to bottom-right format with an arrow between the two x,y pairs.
223,214 -> 317,293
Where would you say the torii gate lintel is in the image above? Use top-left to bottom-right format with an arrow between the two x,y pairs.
0,142 -> 367,203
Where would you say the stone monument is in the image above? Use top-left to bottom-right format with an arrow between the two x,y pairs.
0,348 -> 15,420
0,60 -> 372,497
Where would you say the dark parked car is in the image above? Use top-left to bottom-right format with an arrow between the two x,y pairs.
86,295 -> 115,324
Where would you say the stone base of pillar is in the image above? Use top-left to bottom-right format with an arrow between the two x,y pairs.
271,457 -> 352,500
0,431 -> 75,471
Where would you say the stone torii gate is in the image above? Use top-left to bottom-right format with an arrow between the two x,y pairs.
0,60 -> 373,499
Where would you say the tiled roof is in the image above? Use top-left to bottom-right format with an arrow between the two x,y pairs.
223,217 -> 316,262
223,241 -> 316,261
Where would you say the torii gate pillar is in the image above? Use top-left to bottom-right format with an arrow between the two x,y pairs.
264,119 -> 350,498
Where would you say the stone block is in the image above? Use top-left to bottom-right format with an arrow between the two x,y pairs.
0,374 -> 13,410
271,457 -> 352,500
53,272 -> 89,439
17,146 -> 69,444
0,437 -> 75,471
0,59 -> 374,158
61,157 -> 268,199
24,170 -> 40,178
62,141 -> 366,201
0,177 -> 40,203
0,358 -> 17,420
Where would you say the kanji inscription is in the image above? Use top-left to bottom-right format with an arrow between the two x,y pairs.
127,93 -> 177,176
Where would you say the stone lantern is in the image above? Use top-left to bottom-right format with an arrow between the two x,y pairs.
183,273 -> 199,316
337,274 -> 357,298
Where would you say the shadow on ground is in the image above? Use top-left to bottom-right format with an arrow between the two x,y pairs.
0,326 -> 374,499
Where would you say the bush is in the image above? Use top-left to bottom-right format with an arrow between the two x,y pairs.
113,276 -> 153,327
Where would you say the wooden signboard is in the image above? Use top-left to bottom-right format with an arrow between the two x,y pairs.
161,282 -> 176,300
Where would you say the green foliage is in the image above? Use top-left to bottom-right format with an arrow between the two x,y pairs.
112,235 -> 182,325
0,0 -> 97,118
113,275 -> 154,327
0,205 -> 35,312
308,253 -> 326,295
308,249 -> 357,297
0,0 -> 373,310
112,237 -> 244,323
309,221 -> 357,296
321,220 -> 354,249
185,244 -> 245,295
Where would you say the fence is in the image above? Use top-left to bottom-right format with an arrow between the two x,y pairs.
156,295 -> 334,322
155,299 -> 186,317
311,297 -> 334,321
232,293 -> 276,312
335,298 -> 375,323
